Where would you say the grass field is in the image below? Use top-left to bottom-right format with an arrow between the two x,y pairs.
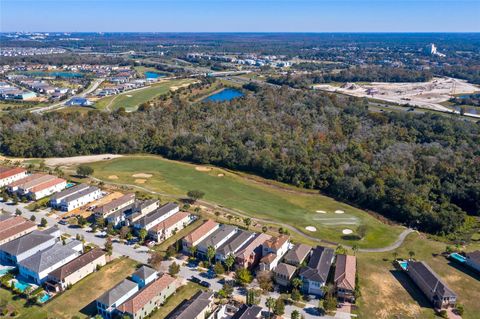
356,232 -> 480,319
94,79 -> 194,111
43,257 -> 138,318
87,155 -> 403,248
151,282 -> 203,319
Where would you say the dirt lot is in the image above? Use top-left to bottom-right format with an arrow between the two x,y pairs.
314,77 -> 479,117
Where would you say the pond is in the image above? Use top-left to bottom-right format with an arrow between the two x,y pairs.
203,88 -> 244,102
144,71 -> 166,79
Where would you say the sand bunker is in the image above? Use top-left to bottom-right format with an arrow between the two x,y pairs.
108,175 -> 118,180
316,210 -> 327,214
305,226 -> 317,232
342,229 -> 353,235
126,95 -> 132,97
217,173 -> 224,177
195,166 -> 212,172
134,179 -> 146,184
132,173 -> 152,178
335,210 -> 345,214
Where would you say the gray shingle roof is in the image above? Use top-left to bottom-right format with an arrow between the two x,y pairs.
283,244 -> 312,264
18,240 -> 81,273
275,262 -> 297,278
198,225 -> 237,249
299,246 -> 334,282
50,183 -> 90,201
169,291 -> 214,319
132,265 -> 157,281
466,250 -> 480,265
135,202 -> 178,228
0,230 -> 54,256
232,304 -> 263,319
409,261 -> 457,299
97,279 -> 138,306
216,230 -> 254,256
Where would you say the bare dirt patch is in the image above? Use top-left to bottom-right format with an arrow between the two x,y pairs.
195,166 -> 212,172
132,173 -> 153,178
134,179 -> 146,184
44,154 -> 123,167
108,175 -> 118,180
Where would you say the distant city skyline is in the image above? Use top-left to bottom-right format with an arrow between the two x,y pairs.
1,0 -> 479,33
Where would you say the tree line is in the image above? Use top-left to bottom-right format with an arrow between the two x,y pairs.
0,87 -> 478,235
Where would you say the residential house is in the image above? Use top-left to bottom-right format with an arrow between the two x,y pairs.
298,246 -> 335,296
131,265 -> 158,289
0,216 -> 37,245
258,235 -> 290,271
283,244 -> 312,267
96,279 -> 139,319
465,251 -> 480,272
167,291 -> 215,319
235,233 -> 271,269
196,225 -> 238,259
182,219 -> 219,254
117,274 -> 177,319
215,230 -> 256,262
29,177 -> 67,200
95,193 -> 135,218
50,184 -> 102,212
274,262 -> 297,287
46,248 -> 106,292
0,230 -> 58,264
126,199 -> 160,225
105,206 -> 134,228
407,261 -> 457,309
18,240 -> 83,285
65,97 -> 93,107
0,167 -> 27,187
334,254 -> 356,302
148,211 -> 193,243
132,202 -> 179,232
231,304 -> 263,319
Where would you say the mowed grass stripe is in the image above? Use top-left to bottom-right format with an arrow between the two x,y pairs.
89,155 -> 402,248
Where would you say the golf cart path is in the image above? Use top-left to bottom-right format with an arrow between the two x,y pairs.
90,176 -> 415,253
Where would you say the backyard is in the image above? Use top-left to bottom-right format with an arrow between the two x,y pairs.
86,155 -> 403,249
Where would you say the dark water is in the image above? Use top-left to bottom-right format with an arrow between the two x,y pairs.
203,88 -> 244,102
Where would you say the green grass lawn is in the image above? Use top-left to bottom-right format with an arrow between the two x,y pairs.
356,232 -> 480,319
43,257 -> 138,318
0,288 -> 47,319
94,79 -> 194,111
150,282 -> 203,319
88,155 -> 402,248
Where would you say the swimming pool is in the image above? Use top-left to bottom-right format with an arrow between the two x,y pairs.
38,293 -> 51,303
398,260 -> 408,271
449,252 -> 466,263
66,182 -> 75,188
14,280 -> 32,292
0,269 -> 10,277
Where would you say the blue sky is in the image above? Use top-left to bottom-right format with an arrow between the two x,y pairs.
1,0 -> 479,32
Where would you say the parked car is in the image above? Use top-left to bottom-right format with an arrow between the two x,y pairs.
190,276 -> 201,284
200,281 -> 211,288
58,220 -> 68,225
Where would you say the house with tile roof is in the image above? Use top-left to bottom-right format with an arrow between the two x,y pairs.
298,246 -> 335,296
235,233 -> 271,269
334,254 -> 356,302
258,235 -> 290,271
274,262 -> 297,287
46,248 -> 106,292
0,167 -> 27,187
0,230 -> 57,264
148,211 -> 193,243
117,274 -> 177,319
97,279 -> 139,319
407,261 -> 457,309
29,177 -> 67,200
18,240 -> 83,284
182,219 -> 219,254
283,244 -> 312,267
0,216 -> 37,245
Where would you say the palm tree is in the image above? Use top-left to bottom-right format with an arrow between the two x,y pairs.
207,246 -> 216,266
408,250 -> 415,260
291,277 -> 303,290
243,218 -> 252,230
225,254 -> 235,273
351,244 -> 359,256
265,297 -> 276,318
189,245 -> 197,258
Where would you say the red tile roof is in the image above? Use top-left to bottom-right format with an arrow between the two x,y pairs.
183,219 -> 218,245
263,235 -> 289,250
334,254 -> 356,291
30,178 -> 66,193
0,216 -> 37,242
0,167 -> 26,180
236,233 -> 271,260
7,173 -> 46,188
117,274 -> 176,315
150,212 -> 190,233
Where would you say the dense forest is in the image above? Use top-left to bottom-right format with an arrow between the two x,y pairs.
0,88 -> 479,235
268,66 -> 433,88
